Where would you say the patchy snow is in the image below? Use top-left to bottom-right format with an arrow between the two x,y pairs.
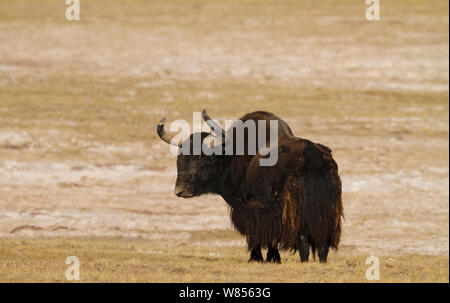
0,161 -> 175,186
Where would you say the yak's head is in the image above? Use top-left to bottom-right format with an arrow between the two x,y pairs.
156,110 -> 226,198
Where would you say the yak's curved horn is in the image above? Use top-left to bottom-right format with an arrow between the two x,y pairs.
157,117 -> 182,147
202,109 -> 226,141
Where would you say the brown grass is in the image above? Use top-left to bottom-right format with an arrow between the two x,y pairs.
0,237 -> 448,283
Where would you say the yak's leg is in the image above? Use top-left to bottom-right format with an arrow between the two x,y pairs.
248,246 -> 264,263
298,235 -> 310,262
266,246 -> 281,263
318,245 -> 329,263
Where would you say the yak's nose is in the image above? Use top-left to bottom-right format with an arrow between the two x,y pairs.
174,189 -> 185,197
174,186 -> 194,198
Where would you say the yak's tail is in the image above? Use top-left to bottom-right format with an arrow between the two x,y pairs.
301,143 -> 343,258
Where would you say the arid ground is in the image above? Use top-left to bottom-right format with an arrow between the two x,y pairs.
0,0 -> 448,282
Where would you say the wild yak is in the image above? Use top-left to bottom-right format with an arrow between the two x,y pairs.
156,110 -> 343,263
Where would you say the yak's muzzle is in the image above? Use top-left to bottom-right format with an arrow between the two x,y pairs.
174,185 -> 194,198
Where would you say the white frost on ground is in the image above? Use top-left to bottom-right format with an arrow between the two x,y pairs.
0,160 -> 448,255
0,161 -> 175,186
343,170 -> 449,198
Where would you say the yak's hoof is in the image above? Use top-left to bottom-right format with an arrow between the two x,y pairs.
266,248 -> 281,263
248,249 -> 264,263
266,258 -> 281,264
248,256 -> 264,263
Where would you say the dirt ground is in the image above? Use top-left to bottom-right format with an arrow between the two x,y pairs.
0,0 -> 448,282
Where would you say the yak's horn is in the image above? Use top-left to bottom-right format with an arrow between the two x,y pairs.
157,117 -> 182,147
202,109 -> 226,141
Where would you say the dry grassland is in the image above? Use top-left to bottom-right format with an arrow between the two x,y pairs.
0,0 -> 448,282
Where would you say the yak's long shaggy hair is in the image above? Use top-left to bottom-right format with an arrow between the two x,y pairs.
230,138 -> 343,260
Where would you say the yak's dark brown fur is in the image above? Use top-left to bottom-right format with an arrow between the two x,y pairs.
243,137 -> 343,262
158,111 -> 343,263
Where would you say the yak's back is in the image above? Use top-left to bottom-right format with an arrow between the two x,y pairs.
226,111 -> 294,195
244,136 -> 337,205
236,111 -> 293,141
225,111 -> 293,156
